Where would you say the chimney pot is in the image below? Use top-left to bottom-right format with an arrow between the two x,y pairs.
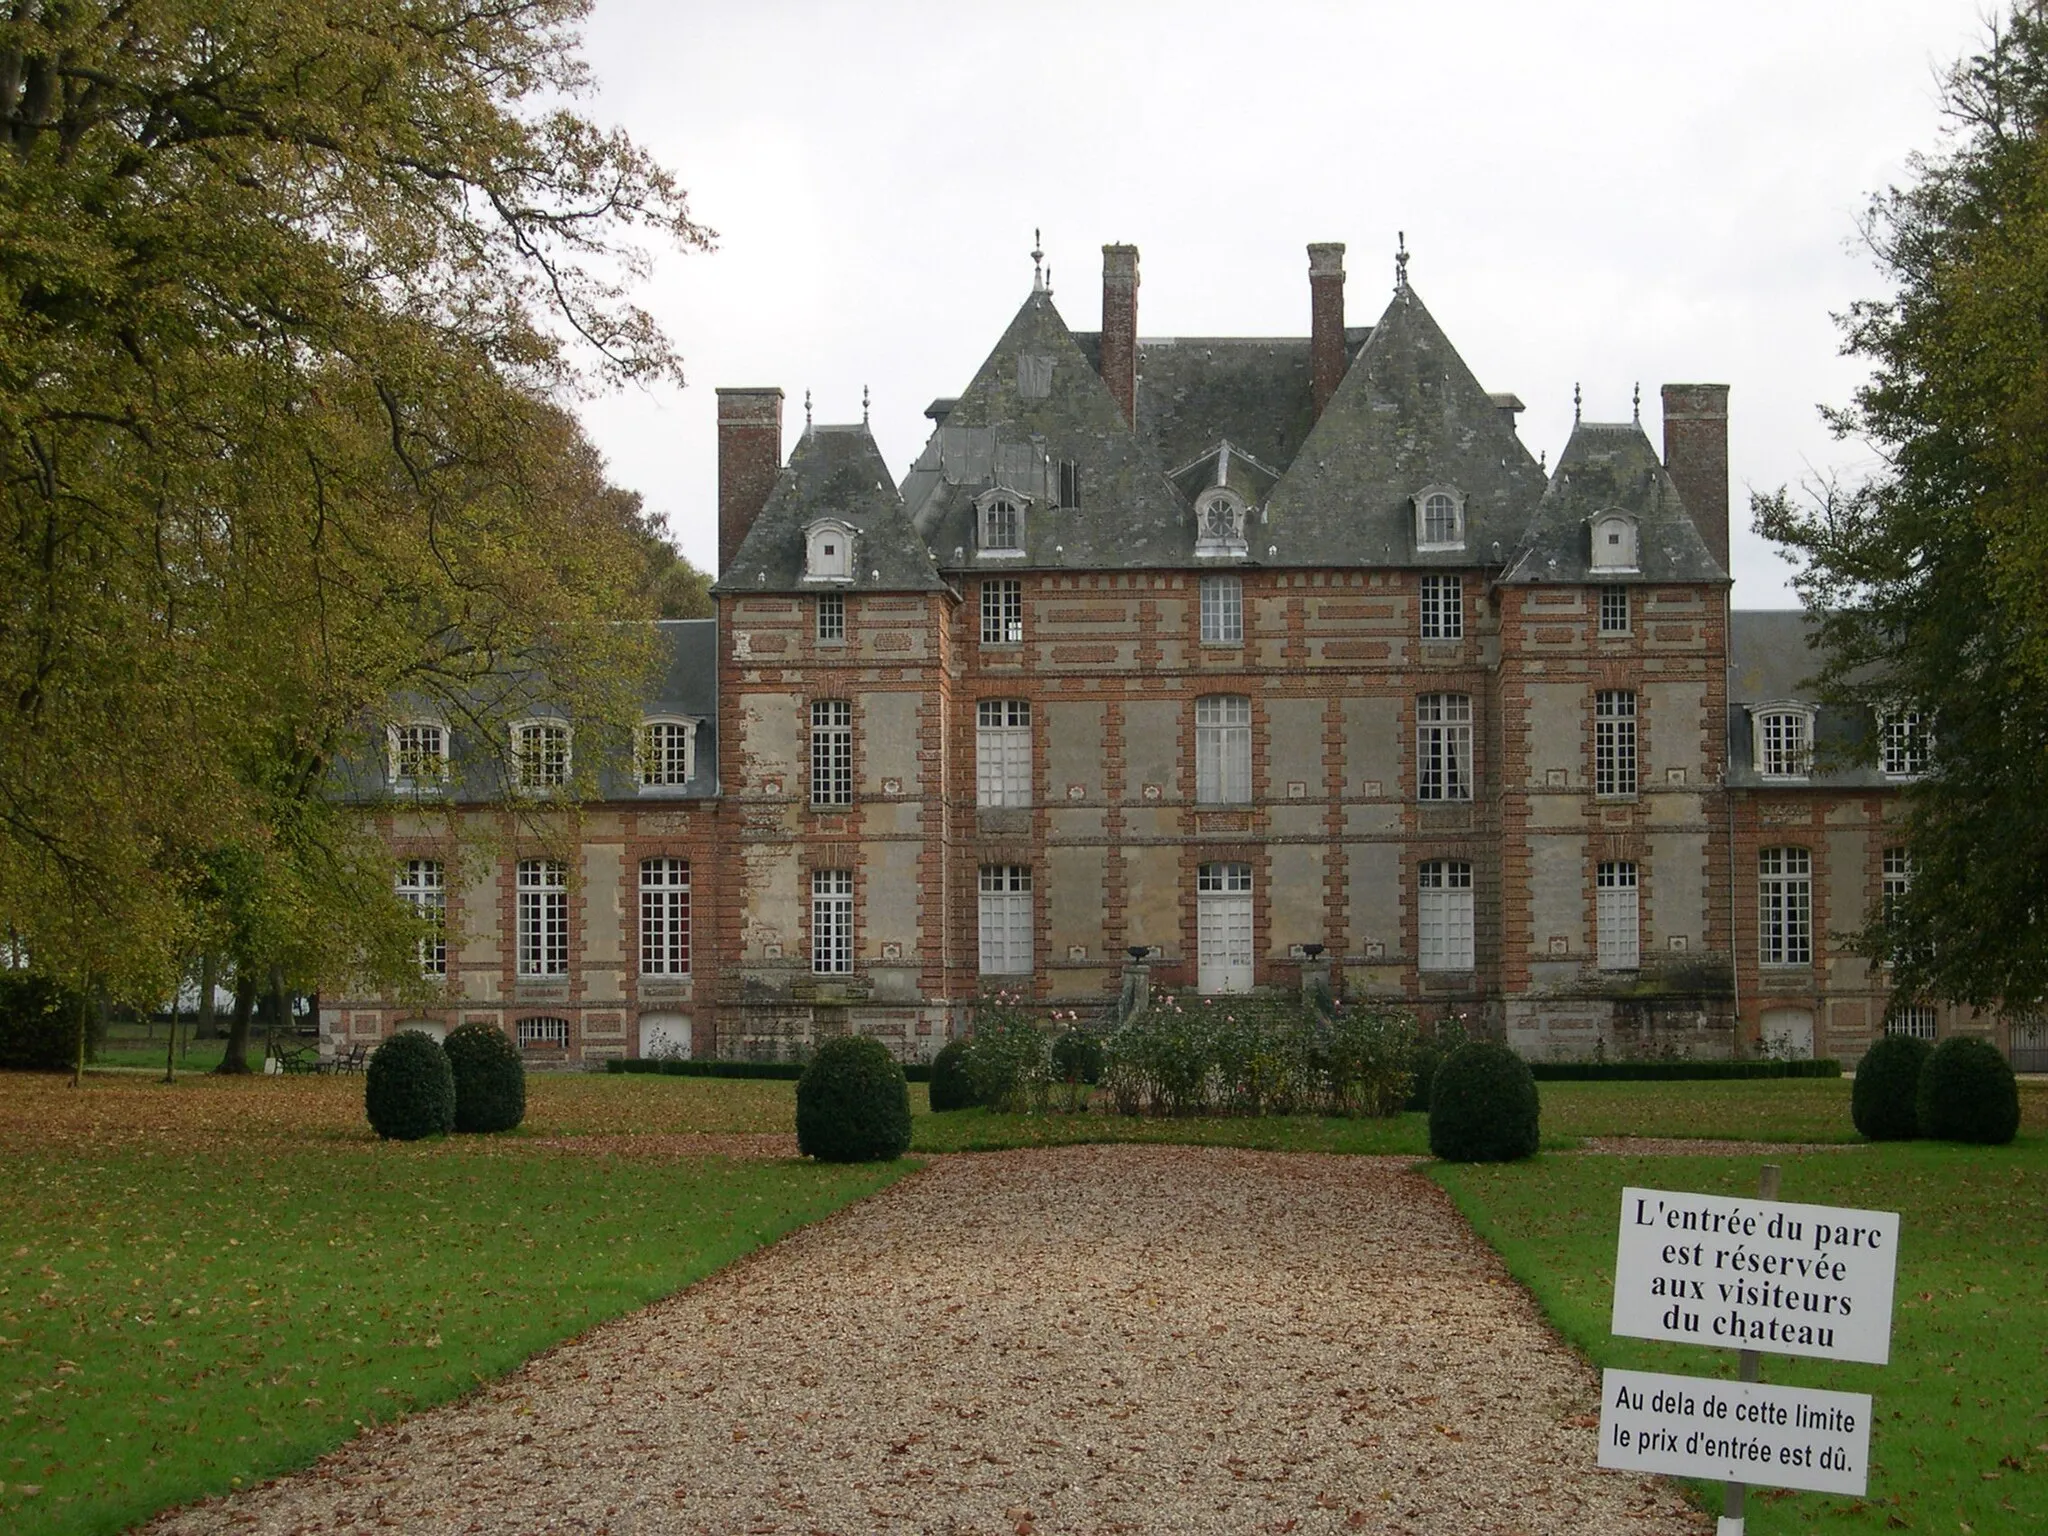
1308,243 -> 1348,418
1100,244 -> 1140,425
1659,384 -> 1731,578
717,387 -> 785,576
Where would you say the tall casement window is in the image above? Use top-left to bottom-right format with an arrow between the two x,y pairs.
1417,860 -> 1475,971
396,859 -> 446,978
1879,709 -> 1926,778
816,593 -> 845,643
389,722 -> 448,790
1599,586 -> 1630,634
639,858 -> 690,976
1420,575 -> 1462,640
1755,709 -> 1812,779
1594,690 -> 1638,799
516,859 -> 569,977
975,699 -> 1032,807
513,721 -> 570,790
810,700 -> 852,807
1596,861 -> 1640,971
1197,862 -> 1254,994
1758,847 -> 1813,966
977,865 -> 1033,974
980,494 -> 1023,552
981,578 -> 1023,645
639,720 -> 695,787
1881,846 -> 1912,924
1200,574 -> 1244,644
811,869 -> 854,974
1415,693 -> 1474,802
1195,695 -> 1253,804
1056,460 -> 1081,511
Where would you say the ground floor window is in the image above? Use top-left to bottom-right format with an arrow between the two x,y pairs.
1197,862 -> 1254,994
516,859 -> 568,977
1418,861 -> 1474,971
978,865 -> 1033,974
812,869 -> 854,974
639,858 -> 690,975
1758,847 -> 1812,966
518,1016 -> 568,1049
1595,861 -> 1639,971
396,858 -> 446,978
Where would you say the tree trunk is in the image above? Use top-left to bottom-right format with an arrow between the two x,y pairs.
214,974 -> 258,1074
196,954 -> 218,1039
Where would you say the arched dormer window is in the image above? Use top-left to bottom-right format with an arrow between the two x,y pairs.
1195,491 -> 1248,557
1589,511 -> 1640,573
638,716 -> 701,789
803,520 -> 855,582
976,489 -> 1026,556
1414,485 -> 1465,551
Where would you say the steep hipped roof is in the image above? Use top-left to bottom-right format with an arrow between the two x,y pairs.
715,423 -> 944,595
1260,285 -> 1547,566
1501,419 -> 1729,585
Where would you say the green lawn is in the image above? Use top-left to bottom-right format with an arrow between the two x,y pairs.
1432,1139 -> 2048,1533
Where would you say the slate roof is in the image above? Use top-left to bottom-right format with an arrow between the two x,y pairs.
1500,419 -> 1729,585
1727,609 -> 1890,788
715,423 -> 944,596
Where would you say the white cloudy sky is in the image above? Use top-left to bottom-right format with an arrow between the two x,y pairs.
573,0 -> 1992,607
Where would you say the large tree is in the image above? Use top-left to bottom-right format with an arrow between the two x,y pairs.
1756,4 -> 2048,1012
0,1 -> 711,1007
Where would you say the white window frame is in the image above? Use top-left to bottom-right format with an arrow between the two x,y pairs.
1414,485 -> 1465,551
1594,690 -> 1637,799
803,519 -> 854,583
1420,575 -> 1462,640
1195,491 -> 1248,557
975,699 -> 1032,808
1195,694 -> 1252,805
512,720 -> 571,791
387,721 -> 448,791
1416,693 -> 1473,802
816,593 -> 845,643
1589,512 -> 1640,572
1417,860 -> 1475,971
516,858 -> 569,978
1196,861 -> 1255,995
639,857 -> 690,976
977,492 -> 1025,555
517,1015 -> 568,1049
1881,845 -> 1911,927
638,717 -> 698,789
1200,574 -> 1244,644
811,868 -> 854,975
981,578 -> 1023,645
1752,705 -> 1814,781
1758,847 -> 1813,967
1878,708 -> 1926,779
1885,1004 -> 1937,1040
977,865 -> 1033,975
1598,586 -> 1630,634
810,699 -> 852,808
1596,861 -> 1639,971
396,858 -> 446,979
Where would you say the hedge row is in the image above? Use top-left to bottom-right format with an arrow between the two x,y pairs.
1528,1058 -> 1842,1081
607,1056 -> 931,1083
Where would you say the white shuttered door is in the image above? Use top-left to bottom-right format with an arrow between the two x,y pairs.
1197,863 -> 1254,994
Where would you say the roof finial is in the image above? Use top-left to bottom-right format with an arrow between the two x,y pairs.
1032,228 -> 1045,294
1395,230 -> 1409,292
1540,447 -> 1548,473
862,384 -> 870,425
804,389 -> 813,434
1573,382 -> 1582,423
1632,381 -> 1641,424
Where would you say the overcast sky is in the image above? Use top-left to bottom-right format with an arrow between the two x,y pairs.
573,0 -> 1992,607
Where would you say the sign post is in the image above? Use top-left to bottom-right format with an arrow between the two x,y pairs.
1724,1164 -> 1780,1536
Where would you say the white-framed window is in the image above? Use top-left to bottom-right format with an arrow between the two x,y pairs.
1197,861 -> 1255,994
1885,1004 -> 1937,1040
396,858 -> 446,979
1758,847 -> 1812,966
1594,690 -> 1637,799
981,578 -> 1023,645
1589,513 -> 1639,572
977,865 -> 1033,975
1596,861 -> 1639,971
512,721 -> 570,790
1418,860 -> 1475,971
817,593 -> 845,643
518,1015 -> 569,1049
1879,709 -> 1926,778
1599,586 -> 1630,634
1195,694 -> 1252,804
388,722 -> 448,790
810,700 -> 852,807
1196,491 -> 1247,556
1881,846 -> 1911,925
804,521 -> 853,582
1056,459 -> 1081,511
1416,693 -> 1473,802
1754,707 -> 1813,780
811,868 -> 854,974
638,718 -> 696,787
979,493 -> 1024,553
1200,574 -> 1243,644
976,699 -> 1032,807
1415,486 -> 1465,551
1420,575 -> 1462,640
639,858 -> 690,976
516,858 -> 569,977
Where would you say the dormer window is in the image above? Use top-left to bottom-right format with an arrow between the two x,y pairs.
1414,485 -> 1465,551
512,720 -> 571,790
1195,492 -> 1248,557
1589,512 -> 1640,572
388,721 -> 448,791
638,717 -> 699,789
977,491 -> 1026,556
1751,704 -> 1815,780
803,520 -> 854,582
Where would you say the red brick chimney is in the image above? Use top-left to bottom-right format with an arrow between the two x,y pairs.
1100,244 -> 1139,425
1660,384 -> 1731,576
1308,243 -> 1348,419
716,387 -> 784,576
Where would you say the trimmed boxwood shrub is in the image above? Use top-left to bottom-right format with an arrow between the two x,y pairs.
365,1030 -> 456,1141
1429,1041 -> 1540,1163
927,1037 -> 977,1111
1850,1034 -> 1930,1141
0,973 -> 83,1071
1917,1036 -> 2021,1145
795,1034 -> 912,1162
445,1022 -> 526,1134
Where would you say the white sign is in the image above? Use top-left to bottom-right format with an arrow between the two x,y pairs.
1612,1186 -> 1900,1364
1597,1368 -> 1872,1496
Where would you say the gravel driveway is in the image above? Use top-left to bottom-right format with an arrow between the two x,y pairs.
145,1145 -> 1708,1535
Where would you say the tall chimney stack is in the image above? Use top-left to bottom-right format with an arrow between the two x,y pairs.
716,387 -> 784,576
1660,384 -> 1731,577
1100,244 -> 1139,425
1308,243 -> 1348,418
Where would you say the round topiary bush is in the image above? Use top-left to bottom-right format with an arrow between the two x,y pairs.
927,1037 -> 977,1112
444,1022 -> 526,1134
796,1034 -> 912,1162
1917,1035 -> 2020,1145
365,1030 -> 456,1141
1850,1032 -> 1931,1141
1429,1040 -> 1540,1162
1051,1027 -> 1105,1086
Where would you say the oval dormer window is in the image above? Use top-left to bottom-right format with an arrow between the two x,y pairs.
1196,491 -> 1247,556
1589,512 -> 1639,572
804,520 -> 854,582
